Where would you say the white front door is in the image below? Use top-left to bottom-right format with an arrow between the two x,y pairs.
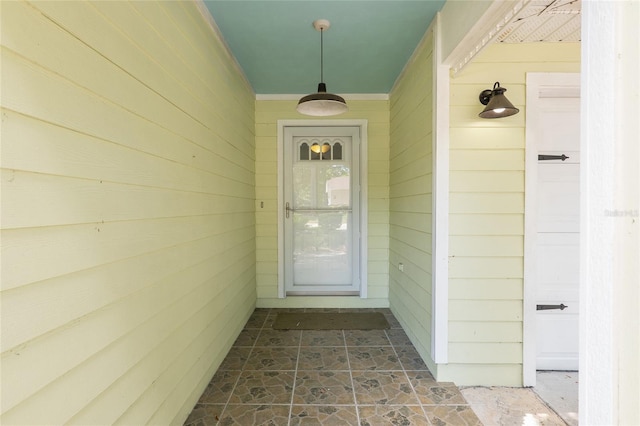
527,74 -> 581,371
283,126 -> 361,295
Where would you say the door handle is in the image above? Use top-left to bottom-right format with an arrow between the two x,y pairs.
536,303 -> 568,311
285,202 -> 293,219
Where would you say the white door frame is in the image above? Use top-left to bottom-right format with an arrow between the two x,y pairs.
276,119 -> 368,299
523,72 -> 581,386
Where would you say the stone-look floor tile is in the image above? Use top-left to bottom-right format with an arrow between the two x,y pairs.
352,371 -> 420,405
406,371 -> 467,405
197,370 -> 239,404
293,371 -> 355,405
183,403 -> 224,426
255,329 -> 301,347
228,371 -> 294,404
300,330 -> 345,347
348,346 -> 403,371
344,330 -> 391,346
185,309 -> 500,426
385,314 -> 402,329
244,312 -> 268,329
233,329 -> 261,347
395,346 -> 430,371
218,404 -> 290,426
218,347 -> 251,371
425,405 -> 483,426
386,328 -> 412,346
245,346 -> 299,370
359,405 -> 429,426
290,405 -> 359,425
264,314 -> 276,328
297,347 -> 349,370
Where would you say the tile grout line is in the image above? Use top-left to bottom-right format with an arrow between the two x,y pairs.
344,329 -> 362,425
218,308 -> 268,424
286,322 -> 303,425
385,328 -> 435,426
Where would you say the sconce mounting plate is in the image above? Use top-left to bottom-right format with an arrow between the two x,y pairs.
479,89 -> 493,105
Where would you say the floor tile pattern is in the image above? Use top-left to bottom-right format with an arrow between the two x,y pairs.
184,308 -> 482,425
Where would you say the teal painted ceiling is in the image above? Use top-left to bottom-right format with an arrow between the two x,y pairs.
202,1 -> 446,94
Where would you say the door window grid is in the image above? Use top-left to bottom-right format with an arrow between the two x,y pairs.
298,139 -> 343,161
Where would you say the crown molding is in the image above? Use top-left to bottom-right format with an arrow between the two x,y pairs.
255,93 -> 389,101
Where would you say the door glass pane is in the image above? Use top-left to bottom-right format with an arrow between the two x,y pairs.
292,164 -> 350,209
292,140 -> 352,286
293,212 -> 352,285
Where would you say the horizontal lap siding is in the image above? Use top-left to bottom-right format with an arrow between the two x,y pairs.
440,42 -> 580,386
254,100 -> 390,307
389,30 -> 435,370
0,1 -> 255,424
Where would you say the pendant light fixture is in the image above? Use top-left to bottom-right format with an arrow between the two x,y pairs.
478,81 -> 519,118
296,19 -> 348,116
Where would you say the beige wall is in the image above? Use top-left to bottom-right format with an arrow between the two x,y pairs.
0,2 -> 255,424
439,42 -> 581,386
388,29 -> 437,372
254,100 -> 390,308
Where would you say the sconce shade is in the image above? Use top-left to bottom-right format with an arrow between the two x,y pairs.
297,83 -> 348,116
478,82 -> 519,119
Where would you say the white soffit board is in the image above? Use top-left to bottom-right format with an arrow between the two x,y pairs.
451,0 -> 581,75
496,0 -> 581,43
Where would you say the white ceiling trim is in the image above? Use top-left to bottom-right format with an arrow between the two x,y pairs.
445,0 -> 581,76
444,0 -> 530,75
195,0 -> 255,95
256,94 -> 389,101
390,13 -> 437,96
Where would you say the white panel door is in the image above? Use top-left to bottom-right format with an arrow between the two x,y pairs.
535,93 -> 580,370
283,126 -> 361,295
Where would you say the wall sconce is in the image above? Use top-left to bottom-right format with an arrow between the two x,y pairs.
478,82 -> 519,118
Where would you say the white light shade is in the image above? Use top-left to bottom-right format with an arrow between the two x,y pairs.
297,83 -> 348,116
296,97 -> 349,116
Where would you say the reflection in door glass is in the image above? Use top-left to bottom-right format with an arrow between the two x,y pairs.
293,212 -> 352,285
292,164 -> 350,209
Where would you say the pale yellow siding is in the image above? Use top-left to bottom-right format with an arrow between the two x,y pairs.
254,100 -> 390,308
439,42 -> 581,386
0,2 -> 255,424
388,29 -> 435,371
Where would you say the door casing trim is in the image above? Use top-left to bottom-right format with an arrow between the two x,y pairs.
276,119 -> 369,299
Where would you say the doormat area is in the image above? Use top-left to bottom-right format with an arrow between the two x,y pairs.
272,312 -> 389,330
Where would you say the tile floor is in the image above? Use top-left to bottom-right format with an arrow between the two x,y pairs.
184,308 -> 482,425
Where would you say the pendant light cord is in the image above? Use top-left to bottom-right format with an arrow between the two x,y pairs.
320,28 -> 324,84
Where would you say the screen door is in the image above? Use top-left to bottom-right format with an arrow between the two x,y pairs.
283,126 -> 361,295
